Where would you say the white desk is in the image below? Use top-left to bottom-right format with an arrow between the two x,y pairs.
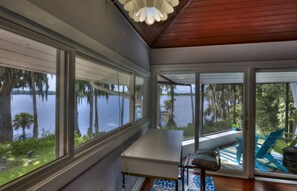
121,129 -> 183,189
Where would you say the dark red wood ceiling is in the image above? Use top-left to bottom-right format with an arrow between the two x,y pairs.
114,0 -> 297,48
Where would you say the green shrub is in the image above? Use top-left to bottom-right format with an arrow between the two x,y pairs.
0,143 -> 11,157
74,133 -> 88,146
10,135 -> 55,156
203,121 -> 230,134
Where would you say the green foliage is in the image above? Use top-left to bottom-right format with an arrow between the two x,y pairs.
203,121 -> 230,134
254,83 -> 297,136
7,135 -> 55,157
203,84 -> 243,132
0,146 -> 55,186
163,123 -> 194,139
13,112 -> 34,129
256,84 -> 284,135
0,135 -> 55,157
0,144 -> 11,157
74,133 -> 89,146
161,84 -> 176,126
74,131 -> 107,146
12,112 -> 34,140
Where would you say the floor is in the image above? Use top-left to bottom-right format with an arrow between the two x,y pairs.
213,175 -> 297,191
141,175 -> 297,191
140,144 -> 297,191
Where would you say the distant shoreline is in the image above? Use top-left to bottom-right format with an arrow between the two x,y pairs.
12,90 -> 56,95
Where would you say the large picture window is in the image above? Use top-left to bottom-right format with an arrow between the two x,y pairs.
0,28 -> 62,185
75,57 -> 131,146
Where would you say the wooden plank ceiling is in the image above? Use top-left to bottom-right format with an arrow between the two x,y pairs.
114,0 -> 297,48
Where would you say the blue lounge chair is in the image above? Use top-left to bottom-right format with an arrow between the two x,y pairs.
236,128 -> 289,172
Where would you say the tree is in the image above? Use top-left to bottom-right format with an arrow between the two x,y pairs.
203,84 -> 243,133
255,83 -> 297,136
94,90 -> 99,135
256,84 -> 285,135
0,67 -> 29,142
75,80 -> 114,139
13,112 -> 34,140
162,84 -> 176,126
88,82 -> 94,139
28,71 -> 50,139
92,82 -> 115,135
75,80 -> 91,137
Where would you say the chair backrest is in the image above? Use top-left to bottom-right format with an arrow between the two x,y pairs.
256,128 -> 285,158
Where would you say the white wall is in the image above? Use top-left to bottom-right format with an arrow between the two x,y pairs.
151,41 -> 297,65
61,147 -> 137,191
1,0 -> 150,71
0,1 -> 151,190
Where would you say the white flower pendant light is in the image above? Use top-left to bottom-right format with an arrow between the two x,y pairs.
118,0 -> 179,25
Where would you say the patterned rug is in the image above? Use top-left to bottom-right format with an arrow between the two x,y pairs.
151,173 -> 216,191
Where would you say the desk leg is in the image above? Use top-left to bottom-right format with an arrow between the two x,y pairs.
122,173 -> 125,190
187,167 -> 189,186
182,166 -> 184,191
175,180 -> 178,191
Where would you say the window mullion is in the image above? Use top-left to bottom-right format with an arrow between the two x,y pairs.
285,83 -> 289,135
130,74 -> 135,123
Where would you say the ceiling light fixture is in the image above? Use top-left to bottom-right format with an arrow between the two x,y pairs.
118,0 -> 179,25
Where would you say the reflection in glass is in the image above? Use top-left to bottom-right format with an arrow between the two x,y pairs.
75,57 -> 130,146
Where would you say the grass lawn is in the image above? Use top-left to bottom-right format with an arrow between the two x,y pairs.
0,146 -> 55,186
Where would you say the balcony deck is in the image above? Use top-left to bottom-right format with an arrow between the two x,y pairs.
182,130 -> 294,174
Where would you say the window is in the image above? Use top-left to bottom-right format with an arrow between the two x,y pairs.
135,76 -> 145,121
0,28 -> 63,185
75,57 -> 131,146
200,73 -> 243,136
157,74 -> 195,140
199,72 -> 244,172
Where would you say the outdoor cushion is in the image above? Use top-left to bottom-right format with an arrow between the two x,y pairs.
191,151 -> 219,171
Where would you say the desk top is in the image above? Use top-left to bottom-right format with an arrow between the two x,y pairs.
121,129 -> 183,164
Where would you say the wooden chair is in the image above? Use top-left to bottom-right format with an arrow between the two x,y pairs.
273,132 -> 297,155
236,128 -> 289,172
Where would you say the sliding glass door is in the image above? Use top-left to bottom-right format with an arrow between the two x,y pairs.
255,71 -> 297,178
197,72 -> 246,175
154,68 -> 297,180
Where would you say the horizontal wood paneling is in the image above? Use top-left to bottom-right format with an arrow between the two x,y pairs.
114,0 -> 297,48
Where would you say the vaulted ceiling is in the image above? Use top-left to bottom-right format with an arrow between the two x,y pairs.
114,0 -> 297,49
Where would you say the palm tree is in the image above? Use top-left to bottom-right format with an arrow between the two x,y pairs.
13,112 -> 34,140
0,66 -> 29,142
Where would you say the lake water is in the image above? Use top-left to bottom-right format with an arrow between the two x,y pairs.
160,95 -> 195,127
10,95 -> 195,139
11,95 -> 129,139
